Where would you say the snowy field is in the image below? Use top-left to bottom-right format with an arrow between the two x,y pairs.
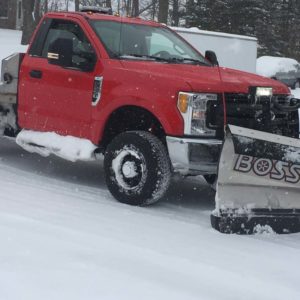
1,29 -> 300,300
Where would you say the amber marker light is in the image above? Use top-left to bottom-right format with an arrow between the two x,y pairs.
178,93 -> 190,113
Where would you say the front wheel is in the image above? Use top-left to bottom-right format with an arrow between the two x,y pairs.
104,131 -> 171,206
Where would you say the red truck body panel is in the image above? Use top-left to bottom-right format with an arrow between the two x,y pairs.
18,12 -> 290,145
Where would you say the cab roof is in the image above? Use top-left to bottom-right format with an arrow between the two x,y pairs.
45,11 -> 163,28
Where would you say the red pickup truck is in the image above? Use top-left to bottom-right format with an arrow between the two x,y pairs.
0,9 -> 298,206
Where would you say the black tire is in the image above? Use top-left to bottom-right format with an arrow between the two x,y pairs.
104,131 -> 171,206
204,174 -> 217,185
204,174 -> 217,190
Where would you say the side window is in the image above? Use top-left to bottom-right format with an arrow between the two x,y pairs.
29,18 -> 52,56
41,19 -> 97,71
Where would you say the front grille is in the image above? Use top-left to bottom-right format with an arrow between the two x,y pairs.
206,93 -> 299,139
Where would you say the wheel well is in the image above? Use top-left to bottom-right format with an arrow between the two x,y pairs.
100,106 -> 166,151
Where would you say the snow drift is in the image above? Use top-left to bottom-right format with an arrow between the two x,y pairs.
16,130 -> 97,162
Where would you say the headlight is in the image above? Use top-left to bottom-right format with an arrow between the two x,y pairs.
256,87 -> 273,97
177,92 -> 217,136
249,87 -> 273,104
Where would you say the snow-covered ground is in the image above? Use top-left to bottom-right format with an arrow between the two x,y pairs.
1,29 -> 300,300
2,133 -> 300,300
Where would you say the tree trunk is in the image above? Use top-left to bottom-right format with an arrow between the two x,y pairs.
34,0 -> 41,23
185,0 -> 195,27
151,0 -> 158,20
158,0 -> 168,23
44,0 -> 48,13
75,0 -> 80,11
132,0 -> 139,16
126,0 -> 132,16
65,0 -> 69,11
106,0 -> 112,8
21,0 -> 36,45
172,0 -> 179,26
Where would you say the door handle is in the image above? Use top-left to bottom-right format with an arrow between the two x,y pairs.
30,70 -> 43,79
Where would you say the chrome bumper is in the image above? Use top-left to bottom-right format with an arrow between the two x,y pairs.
166,136 -> 223,175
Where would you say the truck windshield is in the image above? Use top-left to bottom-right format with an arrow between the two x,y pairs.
90,20 -> 210,66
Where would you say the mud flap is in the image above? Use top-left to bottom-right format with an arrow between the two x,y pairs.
211,125 -> 300,234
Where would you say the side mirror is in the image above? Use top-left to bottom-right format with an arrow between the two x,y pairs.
48,38 -> 73,68
73,51 -> 97,72
205,50 -> 219,66
48,37 -> 96,72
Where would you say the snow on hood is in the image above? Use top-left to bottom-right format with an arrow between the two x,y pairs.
257,56 -> 299,77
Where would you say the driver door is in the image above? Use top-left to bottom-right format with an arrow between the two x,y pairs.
19,18 -> 100,139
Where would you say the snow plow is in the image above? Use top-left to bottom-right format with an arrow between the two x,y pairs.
212,123 -> 300,234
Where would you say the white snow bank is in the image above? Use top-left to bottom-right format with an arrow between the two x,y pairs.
257,56 -> 299,77
1,137 -> 300,300
291,88 -> 300,99
253,224 -> 276,235
284,146 -> 300,164
16,130 -> 97,162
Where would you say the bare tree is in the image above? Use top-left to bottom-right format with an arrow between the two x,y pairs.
172,0 -> 179,26
132,0 -> 139,16
44,0 -> 48,13
21,0 -> 37,45
158,0 -> 168,23
122,0 -> 132,16
65,0 -> 70,11
106,0 -> 112,8
75,0 -> 80,11
34,0 -> 42,22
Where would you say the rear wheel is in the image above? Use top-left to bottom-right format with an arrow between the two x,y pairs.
104,131 -> 171,206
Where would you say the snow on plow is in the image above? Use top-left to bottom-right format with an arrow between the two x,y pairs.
211,125 -> 300,234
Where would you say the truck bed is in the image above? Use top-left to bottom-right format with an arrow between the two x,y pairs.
0,53 -> 24,105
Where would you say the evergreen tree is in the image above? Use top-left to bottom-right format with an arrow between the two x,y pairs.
182,0 -> 300,60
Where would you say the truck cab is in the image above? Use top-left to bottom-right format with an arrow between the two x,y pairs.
1,10 -> 298,205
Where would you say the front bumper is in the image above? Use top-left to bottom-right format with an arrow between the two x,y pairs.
166,136 -> 223,175
211,209 -> 300,234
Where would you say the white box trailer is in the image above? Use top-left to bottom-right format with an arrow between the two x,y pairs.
172,27 -> 257,73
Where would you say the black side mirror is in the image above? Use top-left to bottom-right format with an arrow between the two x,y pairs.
73,51 -> 97,72
205,50 -> 219,66
48,38 -> 73,68
48,37 -> 96,72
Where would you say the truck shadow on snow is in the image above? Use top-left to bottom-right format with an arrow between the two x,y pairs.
0,138 -> 215,211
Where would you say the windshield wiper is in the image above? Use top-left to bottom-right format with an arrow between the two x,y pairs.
119,54 -> 210,66
119,54 -> 171,62
170,57 -> 210,66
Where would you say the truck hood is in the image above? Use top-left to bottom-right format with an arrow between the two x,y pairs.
174,65 -> 289,95
215,67 -> 289,94
121,61 -> 290,95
